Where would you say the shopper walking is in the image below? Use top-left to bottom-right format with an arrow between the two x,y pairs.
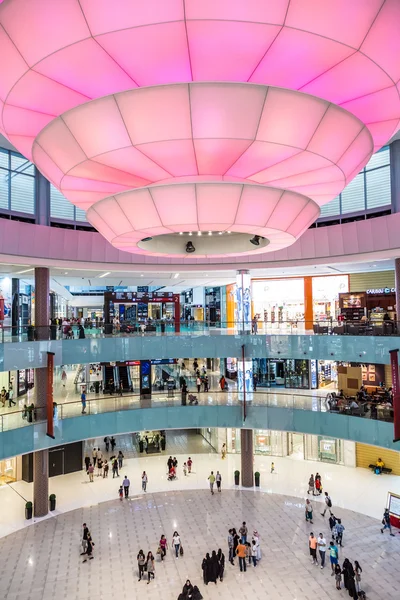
309,532 -> 318,565
118,450 -> 124,469
8,386 -> 15,407
118,485 -> 123,500
112,458 -> 119,478
208,471 -> 216,495
142,471 -> 148,492
196,376 -> 201,393
216,471 -> 222,493
88,463 -> 94,482
236,540 -> 247,572
122,475 -> 130,498
104,436 -> 109,452
315,472 -> 322,495
252,530 -> 261,561
221,443 -> 226,459
317,533 -> 326,569
103,459 -> 109,478
329,541 -> 339,575
159,534 -> 168,561
92,446 -> 97,463
110,436 -> 116,451
342,558 -> 357,598
96,448 -> 102,466
354,560 -> 363,595
333,518 -> 345,547
307,474 -> 315,495
228,529 -> 234,565
81,523 -> 89,555
82,534 -> 94,562
172,531 -> 181,558
321,491 -> 333,516
381,507 -> 394,535
146,551 -> 155,584
187,457 -> 192,473
137,549 -> 146,581
84,455 -> 90,472
217,548 -> 225,580
97,457 -> 103,477
305,498 -> 313,524
61,369 -> 67,387
239,522 -> 248,544
334,563 -> 342,589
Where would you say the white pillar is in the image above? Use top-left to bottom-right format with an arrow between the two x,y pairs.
236,270 -> 251,333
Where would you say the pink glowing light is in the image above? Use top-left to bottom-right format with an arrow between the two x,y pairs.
0,0 -> 399,156
32,84 -> 373,210
87,182 -> 320,258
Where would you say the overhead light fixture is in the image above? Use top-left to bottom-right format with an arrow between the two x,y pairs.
173,273 -> 179,279
218,231 -> 223,235
140,274 -> 143,277
64,272 -> 68,275
141,237 -> 152,242
16,268 -> 34,274
188,232 -> 193,236
197,231 -> 202,236
208,231 -> 212,236
250,235 -> 261,246
227,231 -> 231,234
179,232 -> 183,235
98,272 -> 110,278
186,241 -> 195,253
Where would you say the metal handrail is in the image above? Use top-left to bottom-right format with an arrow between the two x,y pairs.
0,389 -> 393,433
1,318 -> 399,342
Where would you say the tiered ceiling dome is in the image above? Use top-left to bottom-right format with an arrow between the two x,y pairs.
0,0 -> 399,258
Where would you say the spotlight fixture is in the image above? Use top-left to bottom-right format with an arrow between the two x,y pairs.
179,232 -> 183,235
141,236 -> 152,242
186,241 -> 195,253
218,231 -> 223,235
208,231 -> 212,236
188,232 -> 192,236
197,231 -> 202,236
250,235 -> 261,246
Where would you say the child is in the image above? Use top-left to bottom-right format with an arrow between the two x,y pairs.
271,461 -> 275,473
334,563 -> 342,589
187,457 -> 192,473
118,485 -> 123,501
183,462 -> 187,476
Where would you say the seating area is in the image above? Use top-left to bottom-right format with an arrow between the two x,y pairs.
368,464 -> 393,474
326,390 -> 394,422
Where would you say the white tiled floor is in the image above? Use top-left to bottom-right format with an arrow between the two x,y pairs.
1,450 -> 400,600
1,480 -> 399,600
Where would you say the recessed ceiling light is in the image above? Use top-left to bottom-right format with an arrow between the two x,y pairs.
208,231 -> 212,236
64,272 -> 68,275
140,274 -> 143,277
173,273 -> 179,279
16,268 -> 34,274
197,231 -> 202,236
218,231 -> 223,235
179,232 -> 183,235
227,231 -> 231,233
188,232 -> 192,236
98,272 -> 110,278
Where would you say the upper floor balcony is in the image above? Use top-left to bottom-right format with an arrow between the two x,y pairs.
0,389 -> 396,461
0,320 -> 400,371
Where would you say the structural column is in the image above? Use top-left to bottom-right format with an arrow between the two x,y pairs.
240,429 -> 254,487
34,267 -> 50,517
33,449 -> 49,517
390,139 -> 400,214
304,276 -> 313,331
236,270 -> 251,333
395,258 -> 400,322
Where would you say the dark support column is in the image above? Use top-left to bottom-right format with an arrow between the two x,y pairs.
33,449 -> 49,517
395,258 -> 400,325
240,428 -> 254,487
34,267 -> 50,517
35,168 -> 50,226
390,140 -> 400,214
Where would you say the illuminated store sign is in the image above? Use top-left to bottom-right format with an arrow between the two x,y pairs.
366,288 -> 395,295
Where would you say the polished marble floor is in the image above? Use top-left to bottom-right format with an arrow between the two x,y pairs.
1,483 -> 399,600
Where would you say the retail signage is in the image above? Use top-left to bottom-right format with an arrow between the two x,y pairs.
390,349 -> 400,442
310,360 -> 317,389
366,288 -> 395,294
47,352 -> 55,439
107,291 -> 176,302
319,439 -> 336,455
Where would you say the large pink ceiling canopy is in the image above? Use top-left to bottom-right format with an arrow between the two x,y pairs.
0,0 -> 399,258
32,84 -> 373,210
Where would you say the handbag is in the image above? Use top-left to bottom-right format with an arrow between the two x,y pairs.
180,545 -> 184,556
156,546 -> 161,555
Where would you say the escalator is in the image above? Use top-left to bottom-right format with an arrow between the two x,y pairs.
118,365 -> 132,392
103,365 -> 117,392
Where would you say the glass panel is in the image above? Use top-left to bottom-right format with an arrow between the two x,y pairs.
50,185 -> 74,220
10,171 -> 35,213
366,146 -> 389,171
341,173 -> 365,214
0,148 -> 9,169
365,165 -> 391,209
319,195 -> 340,217
10,152 -> 35,175
75,206 -> 88,222
0,167 -> 10,210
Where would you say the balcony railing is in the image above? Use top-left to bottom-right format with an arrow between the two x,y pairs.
1,319 -> 399,343
0,389 -> 393,433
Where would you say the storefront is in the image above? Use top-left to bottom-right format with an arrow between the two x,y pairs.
339,288 -> 396,331
17,368 -> 34,396
317,360 -> 338,388
226,429 -> 355,465
104,291 -> 180,331
205,287 -> 221,325
251,275 -> 349,327
0,456 -> 18,485
252,358 -> 309,389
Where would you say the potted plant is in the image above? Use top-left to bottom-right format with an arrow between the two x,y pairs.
49,494 -> 56,511
255,472 -> 260,487
234,470 -> 240,485
25,501 -> 33,520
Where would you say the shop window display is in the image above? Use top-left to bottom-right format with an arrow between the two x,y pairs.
0,457 -> 17,485
252,358 -> 309,389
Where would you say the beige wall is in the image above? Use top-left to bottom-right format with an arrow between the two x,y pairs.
349,271 -> 394,292
356,443 -> 400,475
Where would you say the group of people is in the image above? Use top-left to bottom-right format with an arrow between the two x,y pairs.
227,524 -> 261,572
84,443 -> 121,481
0,384 -> 15,408
307,472 -> 323,496
201,549 -> 225,584
308,532 -> 363,596
177,581 -> 203,600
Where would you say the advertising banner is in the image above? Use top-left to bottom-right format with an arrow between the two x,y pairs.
390,349 -> 400,442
